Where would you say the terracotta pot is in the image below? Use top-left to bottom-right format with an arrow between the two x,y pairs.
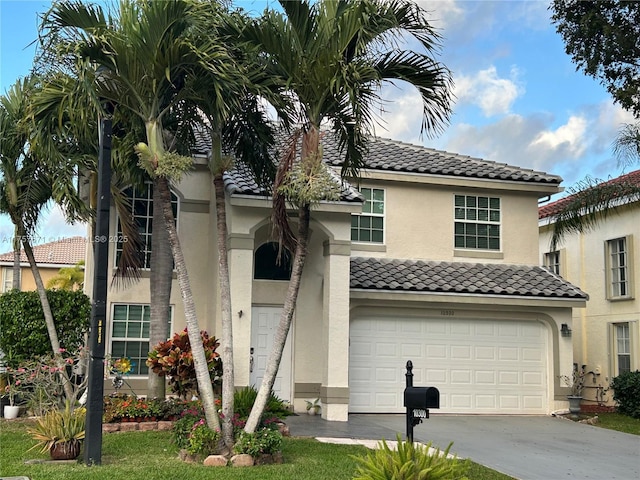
50,440 -> 81,460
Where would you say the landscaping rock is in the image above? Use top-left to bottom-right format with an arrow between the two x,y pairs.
179,449 -> 198,463
118,422 -> 139,432
102,423 -> 120,433
138,422 -> 158,431
204,455 -> 229,467
230,454 -> 254,467
277,422 -> 290,437
157,421 -> 173,431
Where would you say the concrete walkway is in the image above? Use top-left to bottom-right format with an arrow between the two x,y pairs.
285,413 -> 640,480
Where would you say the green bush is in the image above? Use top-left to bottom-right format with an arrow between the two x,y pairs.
0,289 -> 90,360
187,419 -> 220,456
611,370 -> 640,419
352,434 -> 469,480
233,428 -> 283,456
233,385 -> 291,422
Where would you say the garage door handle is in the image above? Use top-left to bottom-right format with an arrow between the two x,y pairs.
250,354 -> 254,373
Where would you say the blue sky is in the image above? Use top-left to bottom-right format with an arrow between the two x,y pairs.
0,0 -> 635,254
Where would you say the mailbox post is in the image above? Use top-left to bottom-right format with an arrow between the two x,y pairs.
404,360 -> 439,442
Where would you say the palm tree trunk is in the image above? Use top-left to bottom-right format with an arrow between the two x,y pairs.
156,176 -> 221,433
244,204 -> 310,433
148,178 -> 172,399
11,226 -> 21,290
19,224 -> 75,402
213,172 -> 235,448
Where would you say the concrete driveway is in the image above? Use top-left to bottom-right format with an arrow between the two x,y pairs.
285,413 -> 640,480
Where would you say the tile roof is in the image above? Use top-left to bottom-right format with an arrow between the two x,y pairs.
323,134 -> 562,184
539,169 -> 640,219
0,236 -> 86,266
194,127 -> 562,197
350,257 -> 588,300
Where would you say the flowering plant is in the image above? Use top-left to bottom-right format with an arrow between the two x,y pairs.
6,347 -> 88,414
187,419 -> 220,456
3,366 -> 25,406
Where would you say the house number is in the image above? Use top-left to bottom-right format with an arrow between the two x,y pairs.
440,310 -> 455,316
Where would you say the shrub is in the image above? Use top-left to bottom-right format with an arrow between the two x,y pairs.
233,385 -> 291,427
172,410 -> 203,449
611,370 -> 640,419
146,329 -> 222,399
187,419 -> 220,456
233,428 -> 283,456
0,290 -> 90,360
352,434 -> 470,480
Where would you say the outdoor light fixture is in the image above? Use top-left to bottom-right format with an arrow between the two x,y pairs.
561,323 -> 572,337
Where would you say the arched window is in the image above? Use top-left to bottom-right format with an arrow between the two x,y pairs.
254,242 -> 292,280
115,183 -> 178,269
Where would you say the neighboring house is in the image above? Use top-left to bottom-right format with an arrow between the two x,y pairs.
85,133 -> 587,421
0,236 -> 86,293
539,170 -> 640,408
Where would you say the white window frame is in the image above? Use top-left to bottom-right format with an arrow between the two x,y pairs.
454,194 -> 501,251
1,267 -> 14,293
351,187 -> 385,244
605,235 -> 634,300
115,183 -> 179,270
109,303 -> 173,377
609,322 -> 635,376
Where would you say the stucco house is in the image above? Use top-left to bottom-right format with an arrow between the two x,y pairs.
539,170 -> 640,408
85,133 -> 587,421
0,236 -> 86,293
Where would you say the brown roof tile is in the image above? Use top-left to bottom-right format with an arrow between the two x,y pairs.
0,236 -> 86,266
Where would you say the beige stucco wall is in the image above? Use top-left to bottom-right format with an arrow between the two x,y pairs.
1,265 -> 61,292
352,177 -> 543,266
539,203 -> 640,405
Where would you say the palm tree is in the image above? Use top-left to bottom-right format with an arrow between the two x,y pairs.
39,0 -> 278,439
237,0 -> 453,432
547,122 -> 640,250
0,76 -> 81,402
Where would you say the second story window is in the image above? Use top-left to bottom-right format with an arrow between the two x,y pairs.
454,195 -> 500,250
606,236 -> 633,300
351,187 -> 385,244
544,251 -> 561,275
116,183 -> 178,269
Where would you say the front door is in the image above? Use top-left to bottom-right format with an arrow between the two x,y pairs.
250,306 -> 293,403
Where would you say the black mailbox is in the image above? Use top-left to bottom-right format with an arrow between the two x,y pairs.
404,386 -> 440,409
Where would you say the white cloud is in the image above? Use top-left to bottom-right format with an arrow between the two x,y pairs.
415,0 -> 465,30
530,115 -> 588,159
454,65 -> 524,117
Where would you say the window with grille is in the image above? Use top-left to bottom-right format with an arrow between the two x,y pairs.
544,251 -> 561,275
110,304 -> 172,376
115,183 -> 178,269
606,236 -> 633,299
351,187 -> 385,244
454,195 -> 501,250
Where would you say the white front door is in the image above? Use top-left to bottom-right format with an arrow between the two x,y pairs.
250,306 -> 293,403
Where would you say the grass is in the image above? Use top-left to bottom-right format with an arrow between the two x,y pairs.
0,418 -> 515,480
594,412 -> 640,435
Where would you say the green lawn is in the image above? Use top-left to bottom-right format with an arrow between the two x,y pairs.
0,418 -> 515,480
595,412 -> 640,435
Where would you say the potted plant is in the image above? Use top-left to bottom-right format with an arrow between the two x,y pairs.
27,401 -> 86,460
305,398 -> 321,415
560,364 -> 585,414
2,366 -> 24,419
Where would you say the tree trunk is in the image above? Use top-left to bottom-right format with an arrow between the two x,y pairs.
19,224 -> 75,402
11,226 -> 20,290
244,204 -> 310,433
147,179 -> 172,399
213,172 -> 235,449
156,176 -> 221,433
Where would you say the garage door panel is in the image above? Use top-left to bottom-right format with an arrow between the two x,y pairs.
349,316 -> 548,414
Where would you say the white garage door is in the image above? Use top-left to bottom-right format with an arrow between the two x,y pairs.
349,316 -> 548,414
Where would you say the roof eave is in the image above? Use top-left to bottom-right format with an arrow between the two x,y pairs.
350,288 -> 587,308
